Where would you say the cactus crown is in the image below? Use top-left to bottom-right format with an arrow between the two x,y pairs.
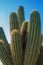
0,6 -> 42,65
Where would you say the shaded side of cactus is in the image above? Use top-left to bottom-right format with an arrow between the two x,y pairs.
9,12 -> 19,32
20,21 -> 30,51
32,35 -> 42,65
35,46 -> 43,65
0,41 -> 13,65
17,6 -> 25,27
23,11 -> 41,65
10,30 -> 23,65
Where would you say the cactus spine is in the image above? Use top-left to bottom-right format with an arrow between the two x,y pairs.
10,30 -> 23,65
17,6 -> 25,27
23,11 -> 41,65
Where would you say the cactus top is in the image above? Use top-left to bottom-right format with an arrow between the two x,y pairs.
9,12 -> 19,32
31,10 -> 40,15
9,12 -> 18,22
18,6 -> 24,11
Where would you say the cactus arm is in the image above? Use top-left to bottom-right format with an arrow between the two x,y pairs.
10,30 -> 23,65
20,22 -> 28,51
23,11 -> 41,65
9,12 -> 19,32
29,14 -> 42,65
0,27 -> 10,54
23,15 -> 34,65
0,41 -> 13,65
17,6 -> 25,27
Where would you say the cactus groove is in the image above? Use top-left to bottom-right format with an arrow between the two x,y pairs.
0,41 -> 13,65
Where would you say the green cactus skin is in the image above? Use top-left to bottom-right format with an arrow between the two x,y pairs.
36,45 -> 43,65
0,27 -> 10,53
0,41 -> 13,65
31,35 -> 42,65
17,6 -> 25,27
23,11 -> 41,65
9,12 -> 19,32
20,21 -> 30,52
20,21 -> 29,63
10,30 -> 23,65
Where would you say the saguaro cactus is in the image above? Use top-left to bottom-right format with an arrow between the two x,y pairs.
23,11 -> 42,65
0,6 -> 42,65
17,6 -> 25,27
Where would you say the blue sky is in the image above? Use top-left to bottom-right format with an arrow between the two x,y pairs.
0,0 -> 43,43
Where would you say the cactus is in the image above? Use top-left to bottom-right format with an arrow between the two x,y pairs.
9,12 -> 19,32
17,6 -> 25,27
0,27 -> 10,53
0,41 -> 13,65
10,30 -> 23,65
35,46 -> 43,65
0,27 -> 8,46
32,35 -> 42,65
0,6 -> 42,65
20,21 -> 30,51
23,11 -> 42,65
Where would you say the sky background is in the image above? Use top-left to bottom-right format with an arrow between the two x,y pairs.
0,0 -> 43,65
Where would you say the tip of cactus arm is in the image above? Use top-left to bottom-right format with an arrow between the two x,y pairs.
10,12 -> 16,15
18,5 -> 24,9
30,10 -> 40,16
9,12 -> 17,17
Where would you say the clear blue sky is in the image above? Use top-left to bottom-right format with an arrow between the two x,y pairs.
0,0 -> 43,43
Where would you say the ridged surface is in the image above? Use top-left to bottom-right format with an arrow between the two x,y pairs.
0,41 -> 13,65
17,6 -> 25,27
0,6 -> 42,65
9,12 -> 19,32
31,35 -> 42,65
36,46 -> 43,65
20,22 -> 30,51
23,11 -> 41,65
0,27 -> 10,53
10,30 -> 23,65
